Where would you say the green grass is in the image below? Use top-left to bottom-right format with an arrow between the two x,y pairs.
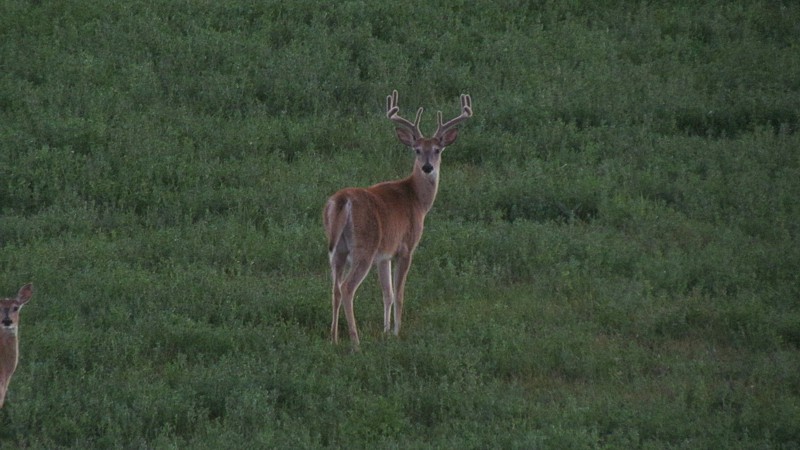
1,0 -> 799,448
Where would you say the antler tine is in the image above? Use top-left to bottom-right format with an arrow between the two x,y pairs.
386,90 -> 423,138
434,93 -> 473,138
385,90 -> 398,117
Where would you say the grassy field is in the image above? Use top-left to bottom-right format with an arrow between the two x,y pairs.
1,0 -> 799,448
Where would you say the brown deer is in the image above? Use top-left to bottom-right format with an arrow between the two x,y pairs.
324,90 -> 473,349
0,283 -> 33,408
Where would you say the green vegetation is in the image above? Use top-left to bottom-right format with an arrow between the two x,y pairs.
1,0 -> 799,447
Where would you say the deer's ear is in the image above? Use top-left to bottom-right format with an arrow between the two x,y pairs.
17,283 -> 33,305
437,128 -> 459,147
395,128 -> 416,147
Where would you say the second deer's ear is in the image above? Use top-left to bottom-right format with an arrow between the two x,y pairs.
395,128 -> 416,147
437,128 -> 459,147
17,283 -> 33,305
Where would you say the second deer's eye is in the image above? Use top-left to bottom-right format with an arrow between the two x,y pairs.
415,149 -> 421,155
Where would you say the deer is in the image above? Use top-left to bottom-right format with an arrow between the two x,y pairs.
0,283 -> 33,408
323,90 -> 473,349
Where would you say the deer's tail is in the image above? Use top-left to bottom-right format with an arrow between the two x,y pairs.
324,195 -> 351,255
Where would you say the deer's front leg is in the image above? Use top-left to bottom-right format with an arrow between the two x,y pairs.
377,259 -> 395,334
392,250 -> 414,336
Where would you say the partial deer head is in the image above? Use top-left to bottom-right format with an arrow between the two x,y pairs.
1,284 -> 33,334
386,90 -> 473,178
0,283 -> 33,407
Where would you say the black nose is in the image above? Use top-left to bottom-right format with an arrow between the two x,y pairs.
422,163 -> 433,174
2,319 -> 11,326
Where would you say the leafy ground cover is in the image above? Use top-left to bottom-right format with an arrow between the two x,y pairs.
1,1 -> 799,447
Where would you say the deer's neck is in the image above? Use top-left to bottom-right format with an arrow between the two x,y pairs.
409,164 -> 440,214
0,331 -> 19,374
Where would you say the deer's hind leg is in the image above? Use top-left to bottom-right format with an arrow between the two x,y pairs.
339,255 -> 374,350
329,246 -> 349,343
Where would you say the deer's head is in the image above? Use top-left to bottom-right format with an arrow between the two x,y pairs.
1,284 -> 33,334
386,90 -> 473,179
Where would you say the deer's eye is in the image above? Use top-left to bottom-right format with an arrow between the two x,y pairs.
434,148 -> 441,155
12,306 -> 18,312
415,149 -> 421,155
